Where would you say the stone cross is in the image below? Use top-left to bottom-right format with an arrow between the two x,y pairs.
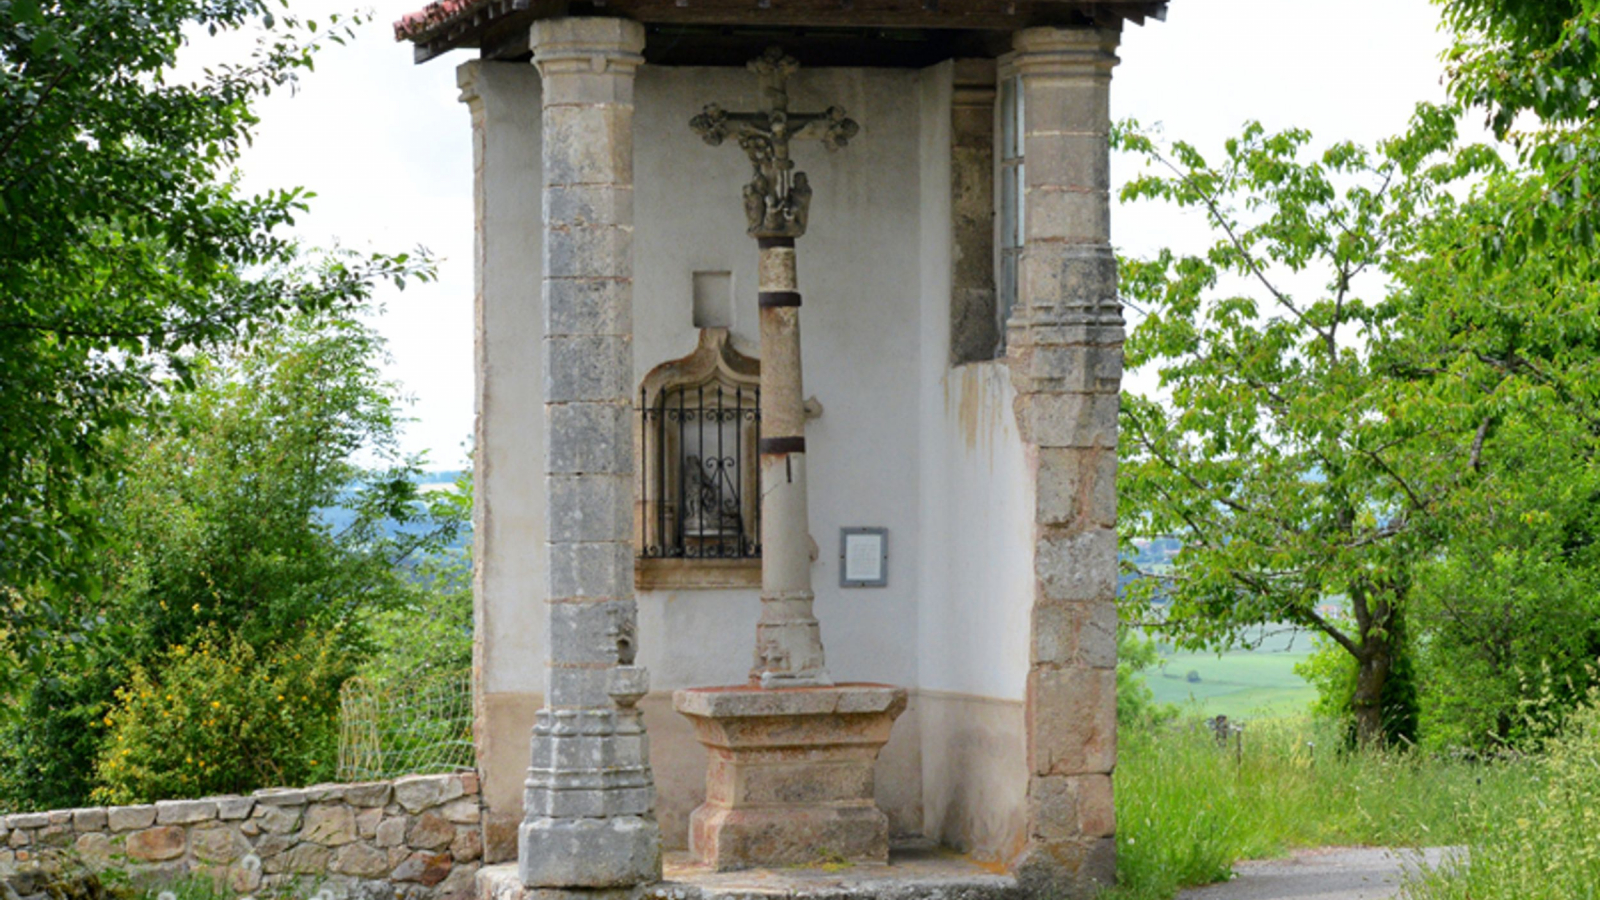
690,47 -> 858,240
690,49 -> 857,686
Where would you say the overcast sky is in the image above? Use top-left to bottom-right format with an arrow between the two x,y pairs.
225,0 -> 1458,470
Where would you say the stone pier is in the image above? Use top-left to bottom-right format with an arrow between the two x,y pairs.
520,16 -> 661,890
1005,26 -> 1124,898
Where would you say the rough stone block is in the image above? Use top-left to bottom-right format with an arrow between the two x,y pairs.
544,278 -> 631,339
1013,835 -> 1116,899
1030,773 -> 1114,842
228,857 -> 264,893
394,774 -> 465,814
1028,666 -> 1117,775
333,843 -> 391,878
407,813 -> 456,852
1036,527 -> 1118,602
1032,601 -> 1117,669
35,826 -> 72,849
548,543 -> 633,603
74,832 -> 113,866
439,799 -> 479,826
302,804 -> 359,846
545,666 -> 615,709
6,814 -> 46,830
1024,132 -> 1110,192
191,824 -> 250,863
547,599 -> 634,665
541,105 -> 633,189
482,815 -> 517,865
545,225 -> 632,281
547,475 -> 632,544
356,807 -> 384,839
1036,447 -> 1117,528
1018,391 -> 1118,450
345,782 -> 393,808
279,843 -> 332,875
392,850 -> 454,886
517,815 -> 659,888
1024,187 -> 1111,245
1017,243 -> 1118,318
253,804 -> 301,834
544,185 -> 632,231
449,827 -> 482,863
106,806 -> 157,832
547,402 -> 631,475
457,772 -> 480,797
1022,80 -> 1112,135
47,811 -> 71,827
253,788 -> 308,806
376,817 -> 408,848
254,832 -> 294,859
543,335 -> 632,404
215,796 -> 255,820
156,798 -> 217,825
125,826 -> 186,862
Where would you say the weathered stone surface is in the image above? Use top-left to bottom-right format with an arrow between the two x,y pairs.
73,832 -> 112,865
356,806 -> 384,839
1035,448 -> 1117,529
191,824 -> 249,863
125,825 -> 186,862
1032,601 -> 1117,669
1029,773 -> 1114,842
393,775 -> 461,814
435,861 -> 478,898
438,799 -> 479,826
449,827 -> 481,863
376,817 -> 408,848
7,829 -> 28,848
345,782 -> 393,808
253,788 -> 308,806
1035,528 -> 1118,602
6,814 -> 47,830
482,815 -> 517,865
333,843 -> 391,878
155,798 -> 218,825
279,843 -> 333,875
35,826 -> 72,848
406,814 -> 455,851
391,851 -> 452,886
1028,666 -> 1117,776
1017,391 -> 1118,450
303,804 -> 359,846
228,857 -> 264,893
303,784 -> 347,803
215,796 -> 255,820
47,811 -> 72,827
69,808 -> 108,832
254,804 -> 302,834
253,830 -> 294,859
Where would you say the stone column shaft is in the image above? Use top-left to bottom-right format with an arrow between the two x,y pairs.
522,16 -> 660,889
1005,25 -> 1122,900
751,237 -> 829,687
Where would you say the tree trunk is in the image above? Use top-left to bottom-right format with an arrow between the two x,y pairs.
1352,638 -> 1393,745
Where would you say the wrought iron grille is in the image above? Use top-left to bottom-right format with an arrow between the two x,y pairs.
639,384 -> 761,560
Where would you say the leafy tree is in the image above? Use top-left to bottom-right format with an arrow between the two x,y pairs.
0,308 -> 460,808
1112,110 -> 1507,744
0,0 -> 430,671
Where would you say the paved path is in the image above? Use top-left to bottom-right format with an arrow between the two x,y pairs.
1175,847 -> 1455,900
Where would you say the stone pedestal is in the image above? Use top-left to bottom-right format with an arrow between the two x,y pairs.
673,685 -> 907,871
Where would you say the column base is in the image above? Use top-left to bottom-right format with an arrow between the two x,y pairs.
518,815 -> 662,888
673,684 -> 907,872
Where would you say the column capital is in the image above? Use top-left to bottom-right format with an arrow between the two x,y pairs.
1010,26 -> 1121,78
530,17 -> 646,78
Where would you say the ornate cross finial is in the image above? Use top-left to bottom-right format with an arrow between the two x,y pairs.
689,47 -> 860,239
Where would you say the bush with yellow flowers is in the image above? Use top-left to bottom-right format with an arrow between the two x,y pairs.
91,628 -> 353,804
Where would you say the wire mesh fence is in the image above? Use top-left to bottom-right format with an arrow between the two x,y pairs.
337,670 -> 474,781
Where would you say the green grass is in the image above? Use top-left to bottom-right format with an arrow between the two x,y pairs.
1147,648 -> 1318,719
1103,716 -> 1536,900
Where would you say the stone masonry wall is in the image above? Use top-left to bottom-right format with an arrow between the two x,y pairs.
0,773 -> 482,900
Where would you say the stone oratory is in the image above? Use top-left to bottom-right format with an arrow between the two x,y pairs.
393,1 -> 1164,898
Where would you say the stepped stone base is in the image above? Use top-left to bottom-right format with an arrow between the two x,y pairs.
672,684 -> 907,872
476,843 -> 1023,900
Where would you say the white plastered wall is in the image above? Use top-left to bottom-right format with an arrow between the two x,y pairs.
471,55 -> 1031,858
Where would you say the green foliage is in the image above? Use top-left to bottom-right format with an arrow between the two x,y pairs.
1405,688 -> 1600,899
1117,628 -> 1175,727
0,0 -> 433,673
1104,716 -> 1536,900
91,629 -> 351,804
0,309 -> 457,810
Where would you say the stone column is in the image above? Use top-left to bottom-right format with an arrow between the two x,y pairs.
751,237 -> 830,687
521,16 -> 661,889
1004,26 -> 1122,899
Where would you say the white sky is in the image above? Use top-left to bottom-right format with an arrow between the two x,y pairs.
224,0 -> 1458,470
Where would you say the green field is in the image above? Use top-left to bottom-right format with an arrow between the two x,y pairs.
1144,628 -> 1319,718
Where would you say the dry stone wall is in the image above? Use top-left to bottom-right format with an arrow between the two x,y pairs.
0,773 -> 482,900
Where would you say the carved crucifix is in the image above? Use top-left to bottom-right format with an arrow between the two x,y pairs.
689,48 -> 860,686
690,47 -> 859,239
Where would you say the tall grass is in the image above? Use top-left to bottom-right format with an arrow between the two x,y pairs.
1404,694 -> 1600,900
1105,716 -> 1535,900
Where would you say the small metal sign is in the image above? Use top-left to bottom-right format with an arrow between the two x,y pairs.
840,527 -> 888,588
